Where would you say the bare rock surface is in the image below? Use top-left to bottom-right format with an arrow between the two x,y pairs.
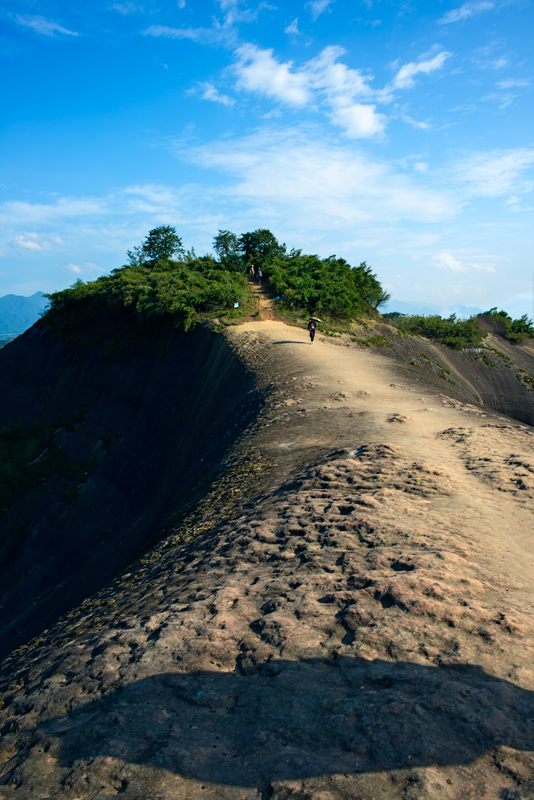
1,320 -> 533,799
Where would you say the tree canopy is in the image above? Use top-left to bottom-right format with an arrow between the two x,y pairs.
40,225 -> 395,348
127,226 -> 185,266
238,229 -> 286,267
268,253 -> 390,318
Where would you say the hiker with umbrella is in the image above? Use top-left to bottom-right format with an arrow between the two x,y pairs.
308,317 -> 320,343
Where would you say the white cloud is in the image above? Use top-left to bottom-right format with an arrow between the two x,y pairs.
197,81 -> 235,106
307,0 -> 335,22
177,0 -> 186,7
15,15 -> 78,36
0,198 -> 105,228
473,263 -> 496,272
430,252 -> 466,272
402,114 -> 430,130
232,44 -> 386,137
11,233 -> 63,252
233,44 -> 311,106
490,57 -> 508,69
183,127 -> 458,227
497,78 -> 530,89
438,1 -> 494,25
414,162 -> 429,171
305,45 -> 375,99
392,51 -> 451,90
284,18 -> 301,35
143,8 -> 241,47
454,148 -> 534,197
482,91 -> 515,109
64,262 -> 102,275
329,103 -> 385,137
110,3 -> 143,14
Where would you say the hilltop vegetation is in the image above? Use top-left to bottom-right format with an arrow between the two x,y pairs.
384,308 -> 534,350
41,226 -> 390,347
39,225 -> 533,352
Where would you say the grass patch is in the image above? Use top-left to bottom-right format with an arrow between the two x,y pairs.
357,334 -> 391,347
517,369 -> 534,391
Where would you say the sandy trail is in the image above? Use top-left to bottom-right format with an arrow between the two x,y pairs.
1,318 -> 533,800
237,320 -> 534,607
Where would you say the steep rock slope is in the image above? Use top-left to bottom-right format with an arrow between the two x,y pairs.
0,326 -> 260,659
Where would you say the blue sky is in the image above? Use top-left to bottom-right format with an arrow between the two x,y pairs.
1,0 -> 533,316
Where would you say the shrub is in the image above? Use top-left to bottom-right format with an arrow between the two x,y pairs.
268,254 -> 389,318
42,258 -> 251,349
386,314 -> 487,350
482,308 -> 534,344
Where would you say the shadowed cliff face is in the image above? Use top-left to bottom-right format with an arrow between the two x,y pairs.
0,326 -> 260,659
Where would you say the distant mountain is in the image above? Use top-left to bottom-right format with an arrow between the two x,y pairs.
382,300 -> 443,316
0,291 -> 49,336
383,300 -> 483,320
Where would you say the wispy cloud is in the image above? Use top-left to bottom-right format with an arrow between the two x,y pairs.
391,51 -> 451,89
307,0 -> 335,22
430,252 -> 496,273
110,3 -> 144,14
143,24 -> 233,46
182,126 -> 458,226
11,233 -> 63,252
481,91 -> 516,109
496,78 -> 530,89
143,1 -> 248,48
14,15 -> 78,37
453,148 -> 534,197
402,114 -> 430,130
64,262 -> 102,275
197,81 -> 235,106
438,1 -> 494,25
284,18 -> 301,35
430,252 -> 466,272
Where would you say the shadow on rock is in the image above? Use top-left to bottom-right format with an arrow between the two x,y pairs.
36,656 -> 534,788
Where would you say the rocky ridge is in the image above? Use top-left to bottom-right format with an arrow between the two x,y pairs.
0,320 -> 533,799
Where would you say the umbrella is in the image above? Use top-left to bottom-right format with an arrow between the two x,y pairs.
309,317 -> 322,322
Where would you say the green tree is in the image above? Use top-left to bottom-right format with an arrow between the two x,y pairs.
214,230 -> 239,261
127,226 -> 185,266
238,229 -> 286,268
144,226 -> 184,261
213,230 -> 242,271
352,262 -> 390,309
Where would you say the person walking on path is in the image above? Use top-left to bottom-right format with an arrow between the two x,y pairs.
308,318 -> 316,343
249,264 -> 255,279
257,268 -> 263,285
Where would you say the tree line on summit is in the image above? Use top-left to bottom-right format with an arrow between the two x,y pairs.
40,225 -> 533,350
42,226 -> 390,345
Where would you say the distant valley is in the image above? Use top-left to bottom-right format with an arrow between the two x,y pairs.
0,292 -> 48,342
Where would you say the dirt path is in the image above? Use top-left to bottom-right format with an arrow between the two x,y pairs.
0,318 -> 533,800
247,278 -> 277,320
235,320 -> 534,606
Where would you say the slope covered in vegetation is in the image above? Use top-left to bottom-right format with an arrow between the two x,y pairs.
40,226 -> 390,346
384,309 -> 534,350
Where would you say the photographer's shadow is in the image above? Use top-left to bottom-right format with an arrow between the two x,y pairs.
48,656 -> 534,787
